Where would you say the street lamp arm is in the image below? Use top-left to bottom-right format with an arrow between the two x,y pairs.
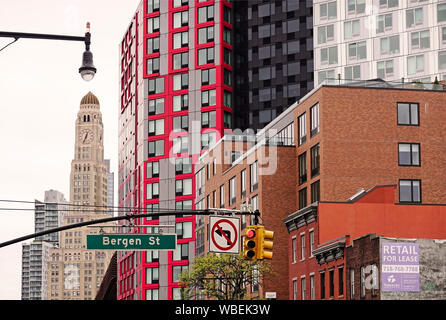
0,31 -> 85,42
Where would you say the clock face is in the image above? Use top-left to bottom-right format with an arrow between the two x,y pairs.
80,129 -> 93,144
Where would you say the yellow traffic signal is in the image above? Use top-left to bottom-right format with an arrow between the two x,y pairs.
243,226 -> 258,260
257,226 -> 274,260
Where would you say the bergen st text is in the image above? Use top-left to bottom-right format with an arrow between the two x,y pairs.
101,236 -> 160,248
175,304 -> 271,318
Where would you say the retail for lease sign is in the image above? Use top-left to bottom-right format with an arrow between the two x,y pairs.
381,242 -> 420,292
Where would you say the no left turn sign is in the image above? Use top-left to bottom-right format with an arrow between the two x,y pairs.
209,216 -> 240,254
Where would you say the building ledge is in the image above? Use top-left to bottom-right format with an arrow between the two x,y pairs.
283,203 -> 318,232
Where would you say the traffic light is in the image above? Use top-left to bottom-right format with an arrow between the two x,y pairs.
259,227 -> 274,260
243,226 -> 259,260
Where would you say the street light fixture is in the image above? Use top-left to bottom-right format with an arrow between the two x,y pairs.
0,22 -> 97,81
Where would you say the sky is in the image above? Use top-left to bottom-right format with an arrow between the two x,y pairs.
0,0 -> 141,300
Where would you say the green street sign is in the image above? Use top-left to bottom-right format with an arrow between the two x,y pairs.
86,234 -> 177,250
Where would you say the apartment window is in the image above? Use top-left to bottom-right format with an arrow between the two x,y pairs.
173,73 -> 188,91
376,13 -> 392,33
299,188 -> 308,210
175,157 -> 192,175
406,7 -> 423,28
173,94 -> 188,112
223,27 -> 232,45
310,275 -> 315,300
350,269 -> 355,299
198,47 -> 214,65
348,41 -> 366,60
145,249 -> 159,262
397,102 -> 419,125
147,37 -> 160,54
407,54 -> 424,75
321,46 -> 338,65
148,119 -> 164,136
176,222 -> 193,239
250,161 -> 258,192
301,277 -> 306,300
224,90 -> 232,109
224,112 -> 232,128
344,20 -> 360,40
377,60 -> 394,78
379,0 -> 398,8
146,182 -> 159,199
318,69 -> 335,84
147,17 -> 160,33
318,24 -> 334,44
224,69 -> 232,87
148,98 -> 164,115
300,234 -> 305,260
320,272 -> 326,299
198,5 -> 214,24
229,177 -> 236,205
173,243 -> 189,261
348,0 -> 365,14
345,65 -> 361,81
147,57 -> 160,74
292,279 -> 297,300
173,52 -> 188,70
298,113 -> 306,145
310,104 -> 319,137
339,267 -> 344,296
292,237 -> 297,263
311,180 -> 320,203
173,31 -> 188,49
201,89 -> 217,107
146,161 -> 160,179
146,288 -> 159,300
173,0 -> 188,8
173,11 -> 188,29
148,140 -> 164,157
176,200 -> 193,211
380,35 -> 399,55
147,0 -> 160,13
320,1 -> 337,20
398,143 -> 420,166
220,184 -> 225,208
309,230 -> 314,257
439,3 -> 446,23
201,131 -> 217,150
440,51 -> 446,70
198,26 -> 214,44
173,115 -> 189,132
173,136 -> 189,154
175,178 -> 192,196
201,111 -> 216,128
223,5 -> 232,24
224,48 -> 232,66
310,144 -> 320,177
201,68 -> 216,86
399,179 -> 421,203
329,269 -> 335,298
298,153 -> 307,185
411,30 -> 430,49
241,169 -> 246,198
148,77 -> 164,94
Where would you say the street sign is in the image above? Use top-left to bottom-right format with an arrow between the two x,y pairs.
209,216 -> 240,254
86,234 -> 177,250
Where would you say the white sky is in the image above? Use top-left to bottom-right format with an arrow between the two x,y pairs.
0,0 -> 141,300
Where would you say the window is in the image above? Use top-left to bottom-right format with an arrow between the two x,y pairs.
201,89 -> 217,107
224,112 -> 232,128
173,31 -> 188,49
298,153 -> 307,185
224,69 -> 232,87
198,26 -> 214,44
406,7 -> 423,28
198,5 -> 214,24
299,188 -> 307,209
172,287 -> 182,300
292,279 -> 297,300
148,119 -> 164,136
148,98 -> 164,115
377,60 -> 394,78
300,234 -> 305,260
318,69 -> 335,84
310,104 -> 319,136
241,169 -> 246,198
201,68 -> 216,86
318,24 -> 334,44
147,57 -> 160,74
148,77 -> 164,94
146,289 -> 159,300
292,237 -> 297,263
223,27 -> 232,45
320,46 -> 338,65
348,0 -> 365,14
344,20 -> 360,40
147,37 -> 160,54
173,73 -> 188,90
301,277 -> 306,300
224,48 -> 232,66
146,161 -> 160,179
311,180 -> 320,203
224,90 -> 232,108
145,249 -> 159,262
329,269 -> 335,298
407,54 -> 424,75
320,272 -> 326,299
146,182 -> 159,199
348,41 -> 366,60
176,199 -> 193,211
320,1 -> 337,20
345,65 -> 361,81
172,265 -> 188,282
220,184 -> 225,208
310,275 -> 315,300
173,94 -> 188,112
439,3 -> 446,23
250,161 -> 258,192
398,143 -> 420,166
399,179 -> 421,203
146,203 -> 160,221
380,35 -> 399,55
173,52 -> 188,70
173,115 -> 189,132
201,111 -> 216,128
229,177 -> 236,205
148,140 -> 164,157
223,5 -> 232,24
310,144 -> 320,177
147,0 -> 160,13
298,113 -> 306,145
198,47 -> 214,65
411,30 -> 430,49
173,11 -> 188,29
175,178 -> 192,196
173,243 -> 189,261
309,231 -> 314,257
147,17 -> 160,33
173,0 -> 188,8
397,102 -> 419,125
175,157 -> 192,174
376,13 -> 392,33
439,51 -> 446,70
173,136 -> 189,154
350,269 -> 355,299
201,131 -> 217,150
379,0 -> 398,8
